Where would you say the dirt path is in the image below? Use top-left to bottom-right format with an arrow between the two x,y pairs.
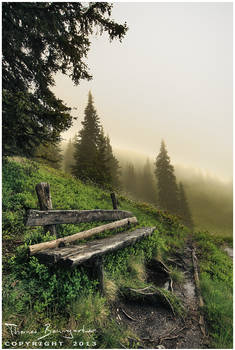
112,240 -> 209,349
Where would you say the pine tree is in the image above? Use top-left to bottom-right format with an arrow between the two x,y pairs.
72,92 -> 101,182
72,92 -> 119,188
154,140 -> 179,215
178,182 -> 194,229
95,127 -> 112,186
139,158 -> 157,204
105,136 -> 121,188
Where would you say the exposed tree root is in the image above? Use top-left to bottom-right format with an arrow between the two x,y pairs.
120,285 -> 185,318
120,308 -> 137,321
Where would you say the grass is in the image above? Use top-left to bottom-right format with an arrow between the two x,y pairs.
2,157 -> 188,348
193,231 -> 233,349
169,267 -> 185,285
2,156 -> 232,348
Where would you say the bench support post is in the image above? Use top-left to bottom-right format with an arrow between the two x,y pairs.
93,256 -> 105,295
35,182 -> 57,238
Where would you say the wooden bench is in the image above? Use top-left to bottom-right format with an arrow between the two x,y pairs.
26,182 -> 156,293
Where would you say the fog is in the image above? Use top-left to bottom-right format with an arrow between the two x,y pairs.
53,2 -> 232,183
115,148 -> 233,236
55,3 -> 232,235
61,141 -> 232,236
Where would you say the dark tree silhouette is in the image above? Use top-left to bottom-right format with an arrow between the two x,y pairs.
105,135 -> 121,188
72,92 -> 120,187
139,158 -> 157,204
72,92 -> 101,182
154,140 -> 179,215
95,127 -> 112,186
2,2 -> 127,156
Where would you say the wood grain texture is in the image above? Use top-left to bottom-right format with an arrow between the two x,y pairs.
35,182 -> 57,237
29,216 -> 138,254
34,227 -> 156,267
26,209 -> 134,226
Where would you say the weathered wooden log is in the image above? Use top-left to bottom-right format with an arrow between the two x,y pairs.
34,227 -> 156,267
29,216 -> 138,255
35,182 -> 57,237
26,209 -> 134,227
110,192 -> 118,210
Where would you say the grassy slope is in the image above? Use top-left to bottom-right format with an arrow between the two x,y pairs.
2,157 -> 233,349
193,232 -> 233,349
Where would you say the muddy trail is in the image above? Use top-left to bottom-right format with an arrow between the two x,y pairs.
111,240 -> 209,349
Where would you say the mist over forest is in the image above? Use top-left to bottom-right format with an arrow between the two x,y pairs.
112,148 -> 232,237
60,140 -> 232,237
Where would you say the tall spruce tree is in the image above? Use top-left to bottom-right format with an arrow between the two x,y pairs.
139,158 -> 157,204
178,182 -> 194,229
72,92 -> 101,182
154,140 -> 179,215
105,136 -> 121,188
72,92 -> 120,187
96,127 -> 112,186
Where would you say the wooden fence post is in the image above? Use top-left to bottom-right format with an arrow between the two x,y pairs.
35,182 -> 57,238
110,192 -> 118,210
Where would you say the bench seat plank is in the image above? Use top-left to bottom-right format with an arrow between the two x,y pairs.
34,227 -> 156,267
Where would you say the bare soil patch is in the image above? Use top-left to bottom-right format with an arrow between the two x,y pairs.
111,241 -> 209,349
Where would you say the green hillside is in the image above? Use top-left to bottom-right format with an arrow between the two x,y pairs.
2,157 -> 233,349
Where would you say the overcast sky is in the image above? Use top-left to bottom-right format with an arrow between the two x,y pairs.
52,2 -> 233,182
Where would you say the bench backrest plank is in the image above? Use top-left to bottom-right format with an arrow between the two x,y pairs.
26,209 -> 134,226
